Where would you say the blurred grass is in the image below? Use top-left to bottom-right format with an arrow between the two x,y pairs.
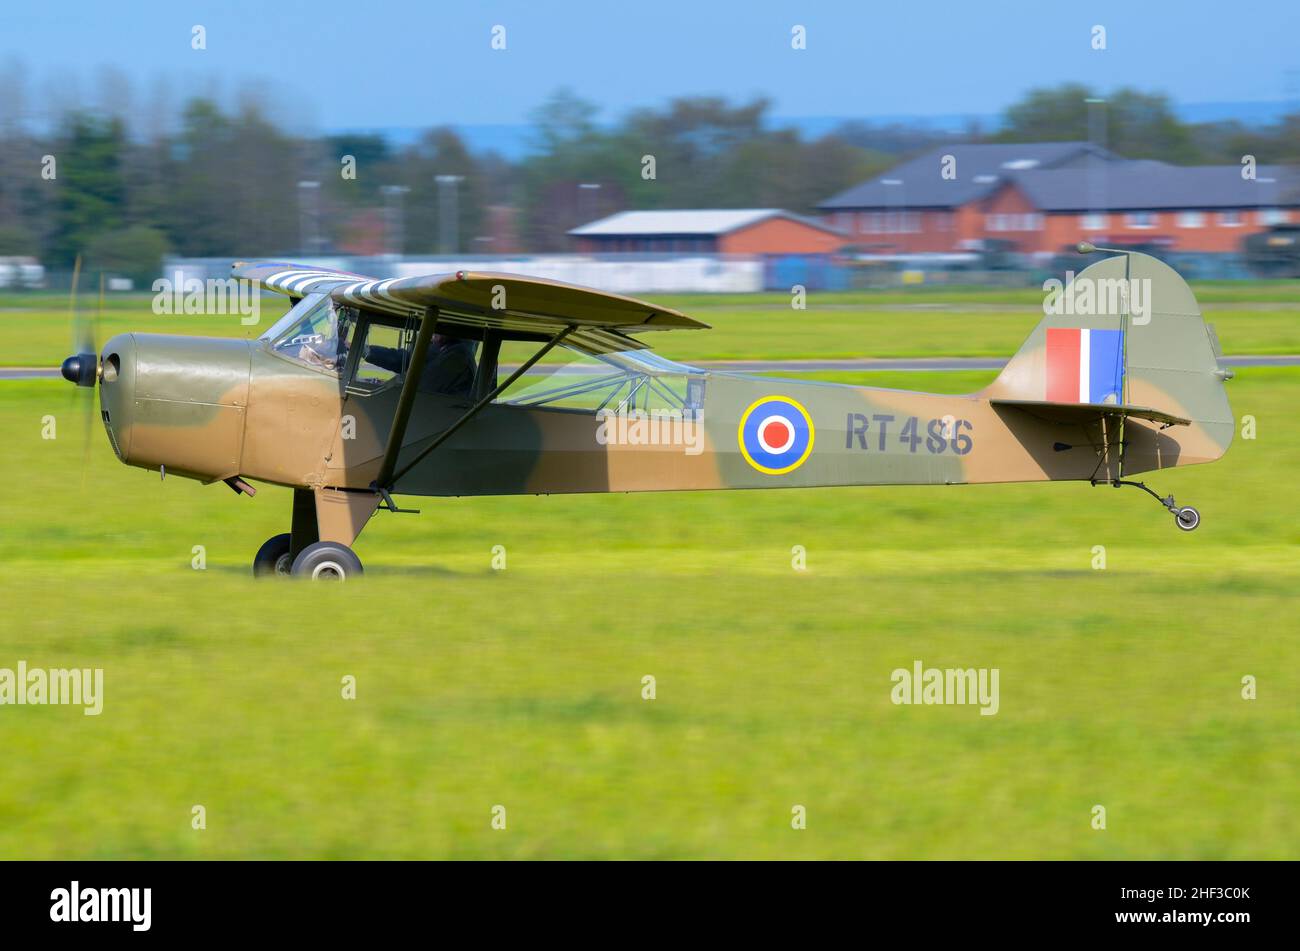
0,367 -> 1295,858
4,285 -> 1299,367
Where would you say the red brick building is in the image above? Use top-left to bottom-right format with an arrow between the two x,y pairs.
985,161 -> 1297,254
818,142 -> 1300,255
568,209 -> 847,255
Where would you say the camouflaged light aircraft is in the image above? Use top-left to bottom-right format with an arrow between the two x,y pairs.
59,247 -> 1232,580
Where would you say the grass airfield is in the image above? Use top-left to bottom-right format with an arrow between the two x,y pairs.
4,283 -> 1300,366
0,287 -> 1296,859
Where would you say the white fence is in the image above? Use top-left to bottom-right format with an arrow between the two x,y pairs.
393,255 -> 764,293
162,254 -> 765,295
0,257 -> 45,290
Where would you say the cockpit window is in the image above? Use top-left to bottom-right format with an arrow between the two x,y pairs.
259,293 -> 322,342
261,294 -> 355,373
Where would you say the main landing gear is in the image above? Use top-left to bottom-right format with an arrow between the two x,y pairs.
290,541 -> 364,580
252,534 -> 364,579
252,487 -> 369,580
1094,478 -> 1201,532
253,533 -> 294,577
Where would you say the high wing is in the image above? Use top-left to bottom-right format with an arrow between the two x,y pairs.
990,398 -> 1191,427
231,261 -> 708,354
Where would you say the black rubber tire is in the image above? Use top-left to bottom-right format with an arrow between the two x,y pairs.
290,541 -> 363,580
253,533 -> 294,577
1175,506 -> 1201,532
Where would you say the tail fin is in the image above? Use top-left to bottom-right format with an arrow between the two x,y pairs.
983,251 -> 1233,472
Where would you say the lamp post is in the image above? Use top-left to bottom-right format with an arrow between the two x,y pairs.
1085,97 -> 1107,243
1076,241 -> 1134,410
881,178 -> 904,253
297,180 -> 321,256
380,185 -> 410,256
436,174 -> 464,254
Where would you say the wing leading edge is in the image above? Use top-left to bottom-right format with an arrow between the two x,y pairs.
231,262 -> 708,355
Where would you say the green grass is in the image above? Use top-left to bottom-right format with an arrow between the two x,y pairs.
665,303 -> 1300,361
0,296 -> 293,369
4,285 -> 1298,367
659,280 -> 1300,307
0,368 -> 1295,859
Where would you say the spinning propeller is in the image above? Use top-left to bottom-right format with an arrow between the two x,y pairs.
60,257 -> 100,388
58,259 -> 104,478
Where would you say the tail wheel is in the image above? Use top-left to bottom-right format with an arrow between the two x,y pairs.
1175,506 -> 1201,532
291,541 -> 363,580
253,533 -> 294,577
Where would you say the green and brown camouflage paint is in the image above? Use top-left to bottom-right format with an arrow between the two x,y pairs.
92,252 -> 1232,547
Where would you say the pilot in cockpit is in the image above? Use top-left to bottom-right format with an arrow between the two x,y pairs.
365,333 -> 477,398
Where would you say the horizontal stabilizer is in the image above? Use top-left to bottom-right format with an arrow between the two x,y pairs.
990,398 -> 1191,427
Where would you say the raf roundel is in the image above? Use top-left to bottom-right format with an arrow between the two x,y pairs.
738,396 -> 816,474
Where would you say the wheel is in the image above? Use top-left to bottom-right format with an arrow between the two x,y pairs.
290,541 -> 363,580
253,533 -> 294,577
1175,506 -> 1200,532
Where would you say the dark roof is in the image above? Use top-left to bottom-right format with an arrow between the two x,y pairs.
818,142 -> 1113,210
1008,162 -> 1300,211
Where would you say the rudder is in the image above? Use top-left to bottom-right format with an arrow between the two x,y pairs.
983,251 -> 1234,472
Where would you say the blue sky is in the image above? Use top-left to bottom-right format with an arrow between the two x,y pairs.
3,0 -> 1298,129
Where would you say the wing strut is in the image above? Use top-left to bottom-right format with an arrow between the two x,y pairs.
377,324 -> 575,493
373,306 -> 440,490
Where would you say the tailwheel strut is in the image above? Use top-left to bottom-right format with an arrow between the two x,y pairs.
1092,478 -> 1200,532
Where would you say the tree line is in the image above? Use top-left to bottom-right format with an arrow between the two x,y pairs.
0,81 -> 1297,284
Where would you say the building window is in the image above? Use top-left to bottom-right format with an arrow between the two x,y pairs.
1259,208 -> 1289,226
1218,210 -> 1242,227
1082,213 -> 1108,231
1177,211 -> 1205,228
1125,212 -> 1156,229
861,212 -> 887,234
1009,213 -> 1042,231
